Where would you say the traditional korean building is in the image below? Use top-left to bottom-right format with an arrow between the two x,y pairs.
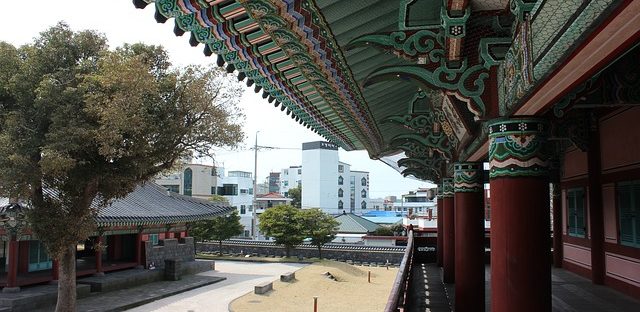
0,183 -> 233,291
132,0 -> 640,311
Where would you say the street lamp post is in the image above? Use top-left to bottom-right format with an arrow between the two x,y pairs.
252,131 -> 259,240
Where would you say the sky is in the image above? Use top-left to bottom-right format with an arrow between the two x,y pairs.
0,0 -> 434,198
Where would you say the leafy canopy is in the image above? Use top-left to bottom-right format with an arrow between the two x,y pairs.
0,22 -> 245,257
190,210 -> 243,243
258,205 -> 305,249
287,186 -> 301,208
300,208 -> 338,248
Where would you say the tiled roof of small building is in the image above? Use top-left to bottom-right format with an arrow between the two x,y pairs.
1,183 -> 233,227
96,183 -> 233,226
335,213 -> 381,234
256,192 -> 292,200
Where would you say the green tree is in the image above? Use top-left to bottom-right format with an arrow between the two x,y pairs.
258,205 -> 304,257
0,23 -> 243,311
301,208 -> 338,259
191,211 -> 243,255
209,194 -> 229,204
372,227 -> 394,236
287,186 -> 301,208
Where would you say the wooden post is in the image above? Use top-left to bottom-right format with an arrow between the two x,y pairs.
313,296 -> 318,312
368,271 -> 371,283
442,178 -> 455,283
454,162 -> 485,312
488,118 -> 551,312
135,227 -> 144,269
95,235 -> 104,276
4,235 -> 19,292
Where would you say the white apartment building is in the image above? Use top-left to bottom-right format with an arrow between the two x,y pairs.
393,188 -> 437,217
155,165 -> 255,237
280,165 -> 302,197
301,141 -> 370,215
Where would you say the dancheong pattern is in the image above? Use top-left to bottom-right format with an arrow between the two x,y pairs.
442,178 -> 454,198
454,162 -> 483,192
488,118 -> 549,178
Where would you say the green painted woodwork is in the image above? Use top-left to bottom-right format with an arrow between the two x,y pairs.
441,7 -> 470,38
398,0 -> 443,30
442,178 -> 454,198
488,118 -> 549,178
454,162 -> 483,193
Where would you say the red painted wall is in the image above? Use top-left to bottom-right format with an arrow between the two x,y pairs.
561,107 -> 640,298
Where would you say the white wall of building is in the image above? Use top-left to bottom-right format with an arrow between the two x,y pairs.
155,164 -> 217,200
280,166 -> 302,196
302,141 -> 339,214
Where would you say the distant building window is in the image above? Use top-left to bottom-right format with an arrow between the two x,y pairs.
338,188 -> 344,197
361,201 -> 367,210
163,185 -> 179,193
618,181 -> 640,248
220,184 -> 238,196
249,188 -> 253,195
211,186 -> 216,195
338,200 -> 343,209
338,176 -> 343,185
567,188 -> 586,238
298,169 -> 302,174
338,165 -> 344,173
297,181 -> 302,188
361,177 -> 367,186
284,192 -> 288,197
361,190 -> 367,198
284,181 -> 289,187
240,189 -> 248,194
244,230 -> 250,237
240,205 -> 246,214
183,168 -> 193,196
248,205 -> 253,212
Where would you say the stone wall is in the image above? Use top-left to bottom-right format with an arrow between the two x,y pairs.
145,237 -> 195,270
197,240 -> 405,264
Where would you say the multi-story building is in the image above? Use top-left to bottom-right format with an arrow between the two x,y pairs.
301,141 -> 370,215
268,172 -> 280,193
155,164 -> 218,200
394,188 -> 437,217
155,165 -> 255,237
280,165 -> 302,197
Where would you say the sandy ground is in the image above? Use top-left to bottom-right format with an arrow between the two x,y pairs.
230,261 -> 398,312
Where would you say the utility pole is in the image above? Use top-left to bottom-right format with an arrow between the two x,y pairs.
252,131 -> 259,240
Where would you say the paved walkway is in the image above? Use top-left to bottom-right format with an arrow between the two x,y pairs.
436,265 -> 640,312
32,275 -> 224,312
406,263 -> 451,312
126,260 -> 308,312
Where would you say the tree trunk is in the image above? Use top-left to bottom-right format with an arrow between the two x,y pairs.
218,240 -> 223,256
317,245 -> 323,259
55,244 -> 77,312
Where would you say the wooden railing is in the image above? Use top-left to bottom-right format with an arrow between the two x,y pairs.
384,229 -> 414,312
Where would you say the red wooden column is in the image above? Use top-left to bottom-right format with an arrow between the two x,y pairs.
587,121 -> 604,284
95,236 -> 104,276
552,182 -> 563,268
135,228 -> 144,268
454,162 -> 485,312
52,260 -> 59,281
436,184 -> 444,267
488,118 -> 551,312
442,178 -> 455,283
4,235 -> 20,292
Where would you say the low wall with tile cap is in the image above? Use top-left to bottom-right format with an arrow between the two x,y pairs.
197,240 -> 405,264
145,237 -> 195,270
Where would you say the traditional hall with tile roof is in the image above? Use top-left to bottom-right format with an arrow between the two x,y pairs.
0,183 -> 233,289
